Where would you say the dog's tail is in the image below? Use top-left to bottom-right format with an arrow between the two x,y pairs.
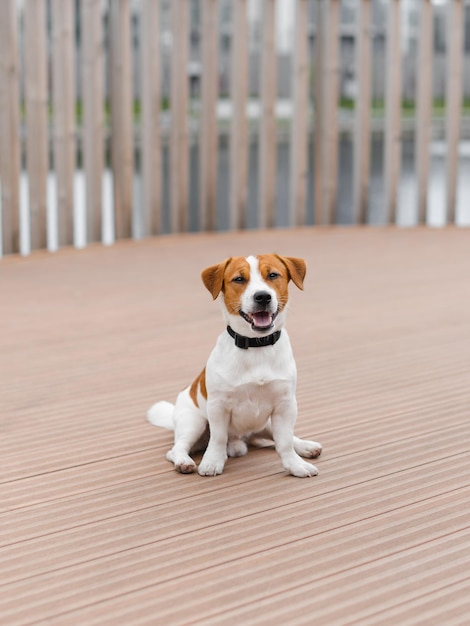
147,401 -> 175,430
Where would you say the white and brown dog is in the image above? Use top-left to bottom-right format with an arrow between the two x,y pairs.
148,254 -> 322,477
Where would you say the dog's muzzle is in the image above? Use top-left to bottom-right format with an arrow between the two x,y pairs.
240,291 -> 278,332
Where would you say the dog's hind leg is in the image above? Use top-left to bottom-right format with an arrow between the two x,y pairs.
253,423 -> 322,459
167,388 -> 208,474
227,436 -> 248,458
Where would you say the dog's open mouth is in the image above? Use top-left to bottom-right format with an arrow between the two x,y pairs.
240,310 -> 278,332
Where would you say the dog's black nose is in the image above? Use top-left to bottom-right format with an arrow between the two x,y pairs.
254,291 -> 272,306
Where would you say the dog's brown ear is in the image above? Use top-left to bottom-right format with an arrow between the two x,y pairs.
275,255 -> 306,290
201,258 -> 232,299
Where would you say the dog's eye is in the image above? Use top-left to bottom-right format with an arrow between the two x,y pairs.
267,272 -> 280,280
232,276 -> 246,283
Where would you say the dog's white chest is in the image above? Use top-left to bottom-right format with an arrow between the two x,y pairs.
205,328 -> 297,435
228,381 -> 285,435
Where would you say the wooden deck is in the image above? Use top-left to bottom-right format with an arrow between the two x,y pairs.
1,227 -> 469,625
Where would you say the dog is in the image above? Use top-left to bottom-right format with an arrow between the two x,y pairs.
147,254 -> 322,477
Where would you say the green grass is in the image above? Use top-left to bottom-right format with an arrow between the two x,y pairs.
341,97 -> 470,116
20,97 -> 470,126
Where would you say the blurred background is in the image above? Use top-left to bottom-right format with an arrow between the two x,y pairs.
1,0 -> 469,257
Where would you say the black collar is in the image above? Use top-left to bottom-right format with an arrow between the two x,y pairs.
227,325 -> 281,349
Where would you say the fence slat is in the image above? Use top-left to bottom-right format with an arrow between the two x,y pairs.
82,0 -> 103,244
0,0 -> 20,255
52,0 -> 75,247
170,0 -> 189,233
445,0 -> 464,225
2,0 -> 469,261
289,0 -> 309,227
383,0 -> 402,225
199,0 -> 219,231
229,0 -> 248,230
352,0 -> 372,224
140,0 -> 161,237
258,0 -> 277,228
314,0 -> 340,225
414,0 -> 433,225
109,0 -> 133,240
24,0 -> 48,251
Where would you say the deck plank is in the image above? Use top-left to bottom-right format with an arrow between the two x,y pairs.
1,228 -> 469,624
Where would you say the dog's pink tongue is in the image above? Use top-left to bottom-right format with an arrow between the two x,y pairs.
252,312 -> 272,328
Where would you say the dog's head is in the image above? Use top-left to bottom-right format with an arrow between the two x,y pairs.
201,254 -> 306,336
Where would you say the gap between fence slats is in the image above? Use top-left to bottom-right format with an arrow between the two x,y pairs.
229,0 -> 249,230
314,0 -> 340,225
352,0 -> 371,225
0,0 -> 20,255
445,0 -> 464,225
414,0 -> 433,225
24,0 -> 48,251
258,0 -> 277,229
199,0 -> 219,232
170,0 -> 189,233
140,0 -> 161,236
384,0 -> 402,224
110,0 -> 133,240
289,0 -> 309,227
82,0 -> 104,244
52,0 -> 75,248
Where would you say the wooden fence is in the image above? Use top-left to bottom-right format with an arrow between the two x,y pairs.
0,0 -> 468,257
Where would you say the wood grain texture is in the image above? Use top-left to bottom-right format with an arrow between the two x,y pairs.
24,0 -> 48,250
81,0 -> 104,243
383,0 -> 402,224
289,0 -> 309,227
52,0 -> 76,247
0,0 -> 20,255
229,0 -> 249,230
109,0 -> 133,240
258,0 -> 277,228
140,0 -> 162,236
314,0 -> 340,225
1,227 -> 469,624
414,0 -> 433,225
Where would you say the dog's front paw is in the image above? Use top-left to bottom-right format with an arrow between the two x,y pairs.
294,438 -> 323,459
167,449 -> 197,474
198,457 -> 226,476
287,459 -> 319,478
175,461 -> 197,474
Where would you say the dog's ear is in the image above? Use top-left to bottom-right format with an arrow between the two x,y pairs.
201,258 -> 232,299
275,255 -> 306,290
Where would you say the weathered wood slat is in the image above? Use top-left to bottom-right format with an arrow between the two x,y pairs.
289,0 -> 309,227
109,0 -> 133,240
383,0 -> 402,224
24,0 -> 49,250
314,0 -> 340,225
170,0 -> 189,233
414,0 -> 433,225
352,0 -> 372,224
52,0 -> 76,247
229,0 -> 249,230
81,0 -> 104,244
140,0 -> 162,236
199,0 -> 219,231
444,0 -> 464,225
258,0 -> 277,228
0,0 -> 20,255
